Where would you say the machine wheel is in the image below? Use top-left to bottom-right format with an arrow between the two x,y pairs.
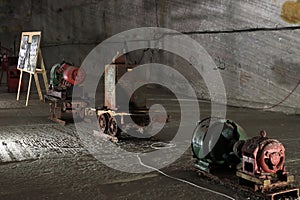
98,113 -> 110,133
108,117 -> 120,137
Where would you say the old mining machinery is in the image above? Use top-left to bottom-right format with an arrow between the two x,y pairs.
44,61 -> 88,125
191,117 -> 299,200
86,53 -> 155,140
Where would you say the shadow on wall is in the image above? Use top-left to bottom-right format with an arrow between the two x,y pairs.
271,59 -> 300,86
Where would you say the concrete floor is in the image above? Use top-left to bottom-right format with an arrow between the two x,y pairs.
0,85 -> 299,200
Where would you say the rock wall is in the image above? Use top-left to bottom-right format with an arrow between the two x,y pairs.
1,0 -> 300,113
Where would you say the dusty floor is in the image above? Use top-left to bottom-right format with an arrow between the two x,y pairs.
0,85 -> 299,200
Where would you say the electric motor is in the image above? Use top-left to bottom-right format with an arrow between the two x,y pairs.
191,117 -> 247,166
50,62 -> 85,89
240,130 -> 285,175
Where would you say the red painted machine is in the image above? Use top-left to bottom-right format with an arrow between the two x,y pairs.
235,130 -> 296,198
238,130 -> 285,175
44,62 -> 88,125
49,62 -> 86,90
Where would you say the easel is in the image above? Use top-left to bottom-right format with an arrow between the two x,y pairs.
16,31 -> 48,106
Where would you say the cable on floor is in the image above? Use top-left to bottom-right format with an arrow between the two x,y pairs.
150,142 -> 176,150
136,154 -> 235,200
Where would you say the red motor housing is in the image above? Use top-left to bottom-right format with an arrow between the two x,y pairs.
62,65 -> 85,86
241,131 -> 285,175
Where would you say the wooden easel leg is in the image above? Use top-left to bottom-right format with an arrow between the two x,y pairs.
26,74 -> 33,106
16,70 -> 23,101
34,73 -> 43,101
42,71 -> 49,92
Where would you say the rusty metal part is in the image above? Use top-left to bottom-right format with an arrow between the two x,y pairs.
93,109 -> 153,137
103,52 -> 145,111
241,130 -> 285,175
108,117 -> 119,137
236,170 -> 299,200
44,95 -> 87,125
266,187 -> 299,200
195,167 -> 299,200
236,170 -> 291,191
104,64 -> 116,110
97,113 -> 110,133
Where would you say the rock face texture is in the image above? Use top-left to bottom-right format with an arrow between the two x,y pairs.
1,0 -> 300,113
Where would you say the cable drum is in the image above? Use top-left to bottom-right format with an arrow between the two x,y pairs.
191,117 -> 247,165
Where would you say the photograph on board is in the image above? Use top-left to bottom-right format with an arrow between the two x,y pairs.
29,35 -> 40,72
17,35 -> 29,70
17,33 -> 41,73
